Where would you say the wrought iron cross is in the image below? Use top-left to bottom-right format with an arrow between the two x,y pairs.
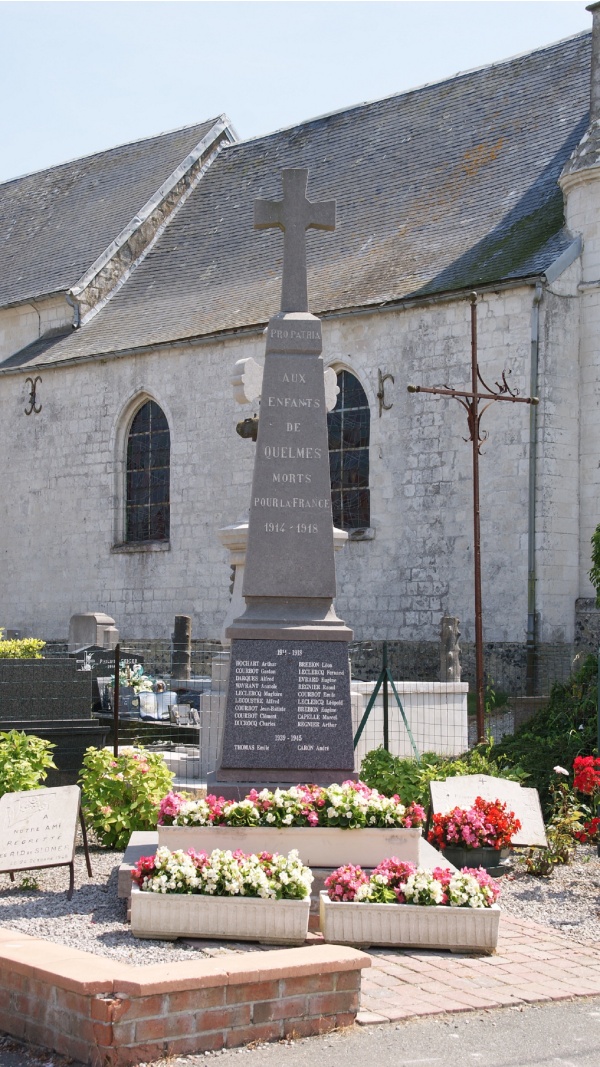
408,292 -> 539,743
254,168 -> 335,314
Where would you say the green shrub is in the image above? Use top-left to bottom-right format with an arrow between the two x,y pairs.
0,628 -> 45,659
360,743 -> 525,809
492,654 -> 598,814
0,731 -> 56,796
80,746 -> 174,849
519,780 -> 587,875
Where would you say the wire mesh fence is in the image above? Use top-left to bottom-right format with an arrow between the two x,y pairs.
350,642 -> 593,767
0,639 -> 595,788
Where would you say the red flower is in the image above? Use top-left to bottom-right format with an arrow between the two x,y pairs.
428,796 -> 521,850
573,756 -> 600,796
131,854 -> 157,887
573,816 -> 600,844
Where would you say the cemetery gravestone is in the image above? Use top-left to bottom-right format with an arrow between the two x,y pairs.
210,169 -> 355,795
0,660 -> 108,784
429,773 -> 548,847
0,785 -> 87,897
171,614 -> 192,683
68,612 -> 118,652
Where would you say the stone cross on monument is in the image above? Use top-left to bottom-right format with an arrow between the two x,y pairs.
209,168 -> 356,797
254,169 -> 336,313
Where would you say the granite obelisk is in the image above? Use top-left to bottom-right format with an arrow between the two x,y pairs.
211,169 -> 355,795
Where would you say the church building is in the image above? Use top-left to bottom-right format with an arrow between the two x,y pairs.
1,15 -> 599,684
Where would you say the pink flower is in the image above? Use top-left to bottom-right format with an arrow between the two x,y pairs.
158,792 -> 185,825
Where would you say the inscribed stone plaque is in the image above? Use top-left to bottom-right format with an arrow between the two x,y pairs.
220,639 -> 354,771
0,785 -> 80,872
73,647 -> 142,671
243,325 -> 336,601
430,774 -> 547,847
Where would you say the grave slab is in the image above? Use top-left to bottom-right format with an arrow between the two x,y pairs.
429,774 -> 548,847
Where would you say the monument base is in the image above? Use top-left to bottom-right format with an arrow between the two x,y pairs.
206,768 -> 357,800
226,597 -> 353,642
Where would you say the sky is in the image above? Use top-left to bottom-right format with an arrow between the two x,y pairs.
0,0 -> 592,184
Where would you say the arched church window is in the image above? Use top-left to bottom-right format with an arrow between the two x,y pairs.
125,400 -> 170,542
327,370 -> 370,530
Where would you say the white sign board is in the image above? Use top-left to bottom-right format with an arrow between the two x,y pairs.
0,786 -> 80,872
430,774 -> 547,848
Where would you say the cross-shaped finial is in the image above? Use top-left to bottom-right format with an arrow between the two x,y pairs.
254,169 -> 336,314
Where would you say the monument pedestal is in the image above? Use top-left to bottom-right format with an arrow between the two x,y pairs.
209,634 -> 356,797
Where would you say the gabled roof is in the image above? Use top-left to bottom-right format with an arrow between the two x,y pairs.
0,118 -> 223,308
1,30 -> 591,370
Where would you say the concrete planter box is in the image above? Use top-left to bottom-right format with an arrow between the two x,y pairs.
131,884 -> 310,944
157,825 -> 422,868
319,892 -> 500,953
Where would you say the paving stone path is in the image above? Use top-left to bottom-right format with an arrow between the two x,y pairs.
359,913 -> 600,1023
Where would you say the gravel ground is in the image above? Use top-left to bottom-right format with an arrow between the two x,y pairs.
0,844 -> 293,964
499,844 -> 600,943
0,840 -> 598,963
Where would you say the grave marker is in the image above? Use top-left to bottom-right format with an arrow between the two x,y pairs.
430,774 -> 547,847
0,785 -> 92,897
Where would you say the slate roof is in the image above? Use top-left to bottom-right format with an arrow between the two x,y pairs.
1,31 -> 591,370
0,119 -> 219,308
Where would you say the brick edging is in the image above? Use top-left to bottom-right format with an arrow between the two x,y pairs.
0,925 -> 370,1066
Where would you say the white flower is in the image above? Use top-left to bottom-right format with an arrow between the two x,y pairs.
554,765 -> 569,776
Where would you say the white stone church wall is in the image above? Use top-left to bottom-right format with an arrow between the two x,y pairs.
0,283 -> 579,646
535,258 -> 581,643
322,287 -> 537,645
562,174 -> 600,604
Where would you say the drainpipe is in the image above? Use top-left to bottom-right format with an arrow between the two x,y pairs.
526,283 -> 543,695
588,2 -> 600,124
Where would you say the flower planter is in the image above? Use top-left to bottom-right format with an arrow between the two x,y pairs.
319,892 -> 500,953
440,846 -> 511,878
130,884 -> 310,944
157,826 -> 422,868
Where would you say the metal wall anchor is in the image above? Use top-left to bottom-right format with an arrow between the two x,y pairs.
377,369 -> 394,416
24,376 -> 42,415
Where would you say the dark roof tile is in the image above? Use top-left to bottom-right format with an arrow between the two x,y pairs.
2,32 -> 591,369
0,119 -> 219,307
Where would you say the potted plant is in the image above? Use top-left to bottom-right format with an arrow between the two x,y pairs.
157,782 -> 426,868
319,857 -> 501,953
427,796 -> 521,876
130,846 -> 312,943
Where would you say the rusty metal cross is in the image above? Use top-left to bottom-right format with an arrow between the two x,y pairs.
408,292 -> 539,743
254,168 -> 335,314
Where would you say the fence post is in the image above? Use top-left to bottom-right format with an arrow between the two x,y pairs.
113,643 -> 120,758
382,642 -> 389,752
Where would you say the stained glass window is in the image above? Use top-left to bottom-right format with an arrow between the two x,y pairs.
125,400 -> 170,542
327,370 -> 370,530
